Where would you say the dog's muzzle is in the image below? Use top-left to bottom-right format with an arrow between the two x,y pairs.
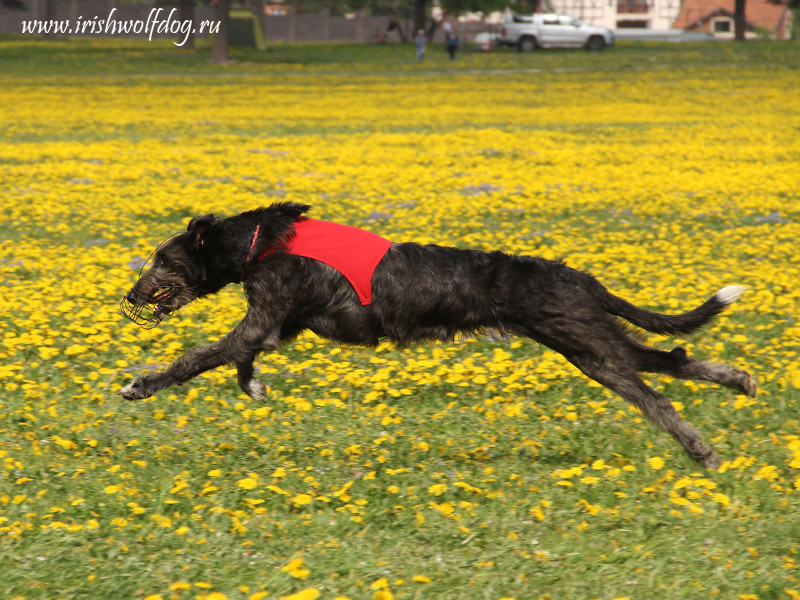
120,285 -> 181,329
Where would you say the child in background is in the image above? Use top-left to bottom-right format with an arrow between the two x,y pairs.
414,29 -> 426,62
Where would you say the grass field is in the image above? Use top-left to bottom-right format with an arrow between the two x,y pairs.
1,38 -> 799,600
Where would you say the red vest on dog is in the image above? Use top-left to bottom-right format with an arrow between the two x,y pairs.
258,217 -> 392,306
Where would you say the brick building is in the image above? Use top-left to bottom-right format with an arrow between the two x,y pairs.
673,0 -> 793,39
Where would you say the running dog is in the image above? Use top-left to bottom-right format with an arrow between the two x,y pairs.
119,202 -> 756,468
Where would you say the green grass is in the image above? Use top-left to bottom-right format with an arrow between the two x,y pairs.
1,37 -> 799,600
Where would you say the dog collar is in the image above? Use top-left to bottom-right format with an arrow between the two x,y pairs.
241,224 -> 262,279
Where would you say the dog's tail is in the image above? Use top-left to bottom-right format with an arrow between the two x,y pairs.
598,284 -> 746,336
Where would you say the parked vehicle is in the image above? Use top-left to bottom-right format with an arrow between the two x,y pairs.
497,13 -> 615,51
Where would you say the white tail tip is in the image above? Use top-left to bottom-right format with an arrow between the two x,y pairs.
716,285 -> 747,305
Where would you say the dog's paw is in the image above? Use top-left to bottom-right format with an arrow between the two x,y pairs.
701,452 -> 722,470
734,370 -> 758,398
118,378 -> 154,400
243,379 -> 268,404
744,373 -> 758,398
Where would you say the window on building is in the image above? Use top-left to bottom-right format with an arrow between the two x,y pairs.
617,0 -> 649,13
713,19 -> 732,32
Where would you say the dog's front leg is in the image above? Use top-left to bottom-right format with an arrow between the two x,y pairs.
119,315 -> 283,401
119,337 -> 236,400
231,316 -> 287,403
235,353 -> 269,403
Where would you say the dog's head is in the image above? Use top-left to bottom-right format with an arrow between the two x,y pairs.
121,202 -> 311,328
121,214 -> 221,329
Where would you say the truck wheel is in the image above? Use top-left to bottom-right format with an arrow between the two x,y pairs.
586,36 -> 605,51
518,37 -> 538,52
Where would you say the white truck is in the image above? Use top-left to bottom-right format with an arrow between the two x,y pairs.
498,13 -> 615,51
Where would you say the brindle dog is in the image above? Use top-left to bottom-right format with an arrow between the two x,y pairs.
119,202 -> 756,468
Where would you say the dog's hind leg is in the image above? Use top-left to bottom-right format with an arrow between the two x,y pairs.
634,345 -> 757,398
523,317 -> 720,467
571,359 -> 721,468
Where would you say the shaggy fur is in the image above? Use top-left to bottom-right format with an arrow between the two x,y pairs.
119,202 -> 756,468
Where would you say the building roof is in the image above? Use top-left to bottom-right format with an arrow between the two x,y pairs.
673,0 -> 790,35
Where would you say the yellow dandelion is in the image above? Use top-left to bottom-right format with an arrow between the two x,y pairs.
427,483 -> 448,496
290,493 -> 313,507
237,477 -> 258,490
281,588 -> 320,600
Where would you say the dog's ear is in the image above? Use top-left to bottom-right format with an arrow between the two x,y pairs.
187,214 -> 222,250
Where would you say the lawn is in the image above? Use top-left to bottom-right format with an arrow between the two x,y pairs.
1,38 -> 799,600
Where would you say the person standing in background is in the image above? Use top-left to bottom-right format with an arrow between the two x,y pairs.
414,29 -> 426,62
445,30 -> 459,60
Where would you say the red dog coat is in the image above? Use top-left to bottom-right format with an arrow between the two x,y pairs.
257,217 -> 392,306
